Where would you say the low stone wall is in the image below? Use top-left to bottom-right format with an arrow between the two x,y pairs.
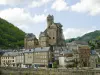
0,67 -> 100,75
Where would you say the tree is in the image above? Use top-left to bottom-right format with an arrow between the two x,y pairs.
88,36 -> 100,49
95,36 -> 100,49
88,40 -> 96,49
53,61 -> 58,68
0,18 -> 25,49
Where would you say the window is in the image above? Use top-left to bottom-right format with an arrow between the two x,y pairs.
49,37 -> 51,39
53,37 -> 55,39
12,60 -> 14,62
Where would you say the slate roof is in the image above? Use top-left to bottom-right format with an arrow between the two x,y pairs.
71,41 -> 88,45
25,33 -> 36,39
60,50 -> 73,54
24,47 -> 50,53
1,47 -> 50,56
39,32 -> 47,37
90,50 -> 96,55
2,52 -> 19,56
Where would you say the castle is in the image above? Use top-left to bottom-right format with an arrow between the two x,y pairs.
24,15 -> 66,49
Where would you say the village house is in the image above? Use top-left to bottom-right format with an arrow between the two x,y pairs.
1,52 -> 18,67
16,51 -> 25,68
59,50 -> 74,68
24,47 -> 53,68
78,45 -> 90,67
89,50 -> 98,68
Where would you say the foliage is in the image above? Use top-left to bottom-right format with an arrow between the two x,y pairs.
0,18 -> 25,49
88,36 -> 100,49
53,61 -> 58,68
65,30 -> 100,43
65,38 -> 76,43
98,57 -> 100,63
65,30 -> 100,49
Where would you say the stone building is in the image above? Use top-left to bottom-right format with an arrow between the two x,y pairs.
1,52 -> 18,67
24,47 -> 53,68
89,50 -> 98,68
78,45 -> 90,67
59,50 -> 74,68
24,15 -> 65,49
24,33 -> 39,49
16,52 -> 25,68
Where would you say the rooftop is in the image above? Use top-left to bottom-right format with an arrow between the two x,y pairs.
24,47 -> 50,53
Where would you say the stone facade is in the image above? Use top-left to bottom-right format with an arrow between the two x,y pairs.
16,52 -> 25,68
78,45 -> 90,67
24,15 -> 65,49
59,50 -> 74,68
1,52 -> 17,67
0,47 -> 53,68
89,50 -> 98,68
24,33 -> 39,49
24,47 -> 53,68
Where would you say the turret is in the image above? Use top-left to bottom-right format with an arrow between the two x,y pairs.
47,14 -> 54,28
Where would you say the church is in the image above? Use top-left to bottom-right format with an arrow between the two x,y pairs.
24,15 -> 66,49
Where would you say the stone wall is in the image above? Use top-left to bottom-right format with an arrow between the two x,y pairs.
0,67 -> 100,75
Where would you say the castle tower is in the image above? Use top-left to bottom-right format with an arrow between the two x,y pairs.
47,14 -> 54,28
24,33 -> 39,49
39,32 -> 48,47
47,23 -> 57,46
46,15 -> 66,46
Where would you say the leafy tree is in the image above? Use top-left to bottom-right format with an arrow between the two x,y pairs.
53,61 -> 58,68
0,18 -> 25,49
88,36 -> 100,49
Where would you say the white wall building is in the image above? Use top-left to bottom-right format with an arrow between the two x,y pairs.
16,51 -> 25,68
59,50 -> 74,68
1,52 -> 18,67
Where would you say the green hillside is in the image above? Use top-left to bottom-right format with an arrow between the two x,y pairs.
66,30 -> 100,43
0,18 -> 25,49
66,30 -> 100,49
77,30 -> 100,41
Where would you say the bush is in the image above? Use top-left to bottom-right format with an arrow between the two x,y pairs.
53,61 -> 58,68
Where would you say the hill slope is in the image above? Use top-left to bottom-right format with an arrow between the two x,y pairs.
0,18 -> 25,49
66,30 -> 100,43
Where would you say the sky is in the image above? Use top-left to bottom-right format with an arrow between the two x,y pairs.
0,0 -> 100,39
